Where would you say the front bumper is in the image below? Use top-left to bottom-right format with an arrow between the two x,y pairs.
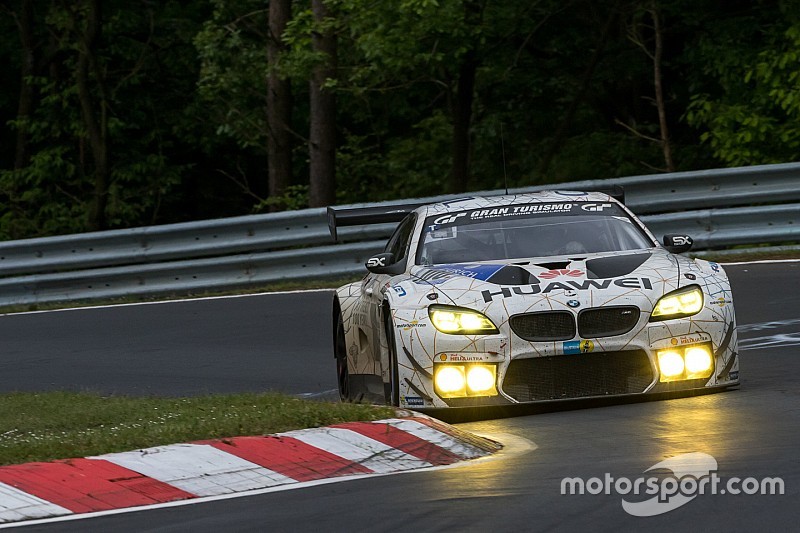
395,317 -> 739,409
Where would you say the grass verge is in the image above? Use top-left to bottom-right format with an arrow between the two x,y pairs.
0,391 -> 394,466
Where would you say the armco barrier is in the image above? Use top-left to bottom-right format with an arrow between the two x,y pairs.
0,162 -> 797,306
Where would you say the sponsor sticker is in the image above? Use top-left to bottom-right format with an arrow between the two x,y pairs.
580,203 -> 612,212
404,396 -> 425,407
438,353 -> 494,362
563,340 -> 595,354
660,332 -> 713,348
396,321 -> 426,331
413,263 -> 505,284
482,277 -> 653,302
430,227 -> 457,240
427,202 -> 625,229
540,269 -> 584,279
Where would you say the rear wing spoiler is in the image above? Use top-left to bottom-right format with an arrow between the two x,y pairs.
327,203 -> 423,242
600,184 -> 625,205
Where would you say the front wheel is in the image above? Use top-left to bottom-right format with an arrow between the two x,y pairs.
334,311 -> 351,402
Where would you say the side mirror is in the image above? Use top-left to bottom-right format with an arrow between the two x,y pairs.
663,234 -> 693,254
365,252 -> 405,275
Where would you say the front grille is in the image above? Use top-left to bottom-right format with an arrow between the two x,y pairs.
578,306 -> 640,338
510,311 -> 576,341
502,350 -> 653,402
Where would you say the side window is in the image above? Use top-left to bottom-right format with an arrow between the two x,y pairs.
384,214 -> 416,263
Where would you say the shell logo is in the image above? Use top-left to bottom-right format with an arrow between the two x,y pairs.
539,269 -> 584,279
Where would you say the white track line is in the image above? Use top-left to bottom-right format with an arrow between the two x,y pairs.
0,288 -> 334,317
721,258 -> 800,266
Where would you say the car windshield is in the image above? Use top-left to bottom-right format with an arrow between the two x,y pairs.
416,202 -> 654,265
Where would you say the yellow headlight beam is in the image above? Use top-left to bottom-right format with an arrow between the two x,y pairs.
434,364 -> 497,398
657,344 -> 714,382
684,346 -> 714,378
434,366 -> 466,396
657,350 -> 685,381
651,286 -> 704,321
429,305 -> 499,335
466,365 -> 497,395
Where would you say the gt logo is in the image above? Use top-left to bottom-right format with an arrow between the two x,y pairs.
581,203 -> 612,212
672,235 -> 692,246
433,213 -> 467,225
366,257 -> 386,267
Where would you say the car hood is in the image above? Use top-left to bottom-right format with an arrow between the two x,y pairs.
399,249 -> 686,315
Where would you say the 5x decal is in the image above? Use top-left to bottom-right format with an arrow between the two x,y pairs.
482,277 -> 654,302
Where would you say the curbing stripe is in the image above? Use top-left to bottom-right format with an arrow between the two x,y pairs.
406,416 -> 503,455
96,444 -> 296,497
332,421 -> 463,466
380,418 -> 491,460
203,435 -> 373,482
0,482 -> 72,523
0,416 -> 501,525
0,459 -> 193,515
280,427 -> 434,474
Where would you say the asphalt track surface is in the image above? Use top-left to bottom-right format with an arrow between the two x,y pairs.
4,261 -> 799,532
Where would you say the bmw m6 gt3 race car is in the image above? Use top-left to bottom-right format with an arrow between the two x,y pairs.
329,190 -> 739,409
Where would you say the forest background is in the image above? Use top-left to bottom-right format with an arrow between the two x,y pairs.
0,0 -> 798,239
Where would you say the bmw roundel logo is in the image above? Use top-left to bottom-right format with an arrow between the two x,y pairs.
567,300 -> 580,308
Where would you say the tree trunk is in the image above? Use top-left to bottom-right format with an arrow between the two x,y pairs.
651,2 -> 675,172
267,0 -> 292,211
449,48 -> 477,194
308,0 -> 336,208
448,0 -> 483,194
13,0 -> 34,170
537,6 -> 616,178
75,0 -> 109,230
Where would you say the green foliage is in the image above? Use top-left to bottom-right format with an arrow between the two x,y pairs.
195,0 -> 270,150
0,1 -> 208,238
685,11 -> 800,165
255,184 -> 310,212
0,0 -> 797,239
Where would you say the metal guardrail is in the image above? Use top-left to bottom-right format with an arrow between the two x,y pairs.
0,162 -> 798,307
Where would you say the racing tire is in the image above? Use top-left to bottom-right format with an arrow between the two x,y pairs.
334,310 -> 351,402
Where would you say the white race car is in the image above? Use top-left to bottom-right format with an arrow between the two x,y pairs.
330,191 -> 739,409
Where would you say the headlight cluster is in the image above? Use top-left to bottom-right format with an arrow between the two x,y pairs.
651,286 -> 703,321
434,364 -> 498,398
429,305 -> 498,335
657,343 -> 714,382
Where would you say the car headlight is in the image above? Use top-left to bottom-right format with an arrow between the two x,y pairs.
428,305 -> 499,335
656,344 -> 714,382
434,364 -> 498,398
650,286 -> 703,321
